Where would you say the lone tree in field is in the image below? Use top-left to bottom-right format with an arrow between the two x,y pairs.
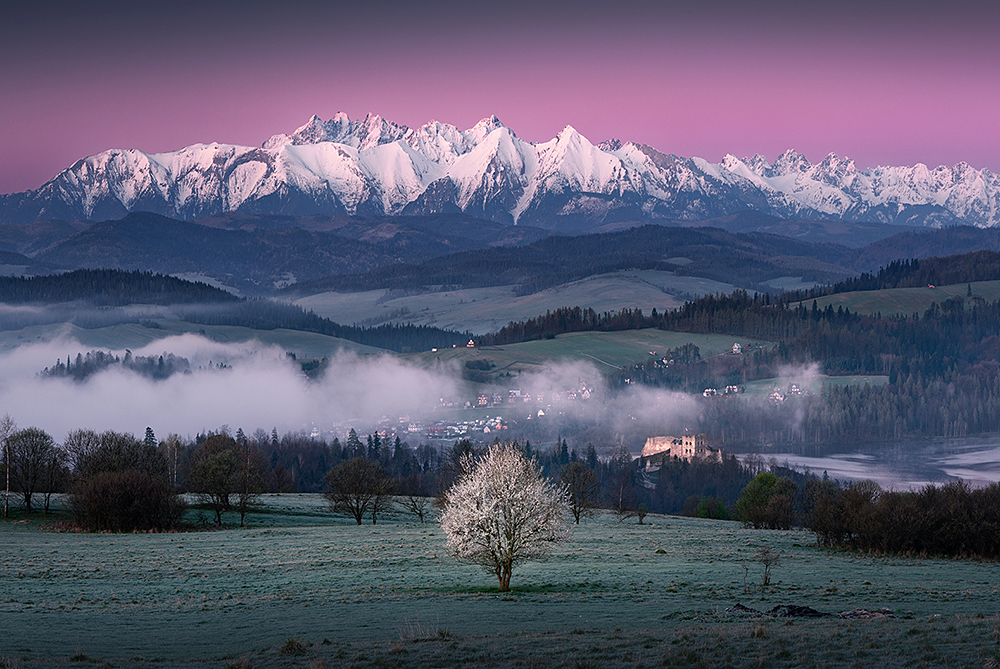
323,458 -> 393,525
440,442 -> 569,592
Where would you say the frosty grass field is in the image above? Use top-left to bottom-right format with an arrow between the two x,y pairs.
2,494 -> 998,668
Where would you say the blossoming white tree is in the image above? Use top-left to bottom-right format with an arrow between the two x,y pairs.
440,442 -> 570,591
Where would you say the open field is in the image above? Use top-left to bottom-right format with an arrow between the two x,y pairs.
294,270 -> 739,335
800,279 -> 1000,316
410,328 -> 770,382
2,496 -> 999,667
0,319 -> 382,358
743,374 -> 890,396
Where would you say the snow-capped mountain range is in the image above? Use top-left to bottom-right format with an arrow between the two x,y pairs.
2,113 -> 999,229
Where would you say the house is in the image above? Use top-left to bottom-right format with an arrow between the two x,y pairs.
640,434 -> 720,470
733,343 -> 743,354
467,339 -> 476,347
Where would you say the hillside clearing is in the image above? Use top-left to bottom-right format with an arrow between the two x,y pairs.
410,328 -> 769,381
800,279 -> 1000,316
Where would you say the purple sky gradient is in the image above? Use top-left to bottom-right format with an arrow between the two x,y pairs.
2,0 -> 999,194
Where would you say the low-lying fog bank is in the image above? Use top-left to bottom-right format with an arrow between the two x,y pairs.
0,334 -> 699,447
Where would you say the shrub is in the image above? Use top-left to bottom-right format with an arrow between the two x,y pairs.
70,470 -> 186,532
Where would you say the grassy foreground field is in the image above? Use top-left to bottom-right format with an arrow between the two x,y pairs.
2,495 -> 998,668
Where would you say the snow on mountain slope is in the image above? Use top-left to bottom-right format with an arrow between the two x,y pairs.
3,112 -> 1000,229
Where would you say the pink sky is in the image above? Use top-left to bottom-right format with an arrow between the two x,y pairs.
1,0 -> 998,194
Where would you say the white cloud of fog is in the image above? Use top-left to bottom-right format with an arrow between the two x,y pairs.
0,335 -> 702,453
503,360 -> 702,452
0,335 -> 466,442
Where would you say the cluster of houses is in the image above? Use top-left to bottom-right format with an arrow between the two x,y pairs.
702,385 -> 743,398
768,383 -> 806,404
473,383 -> 593,408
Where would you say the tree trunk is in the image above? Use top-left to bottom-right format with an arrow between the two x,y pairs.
3,441 -> 8,519
498,560 -> 513,592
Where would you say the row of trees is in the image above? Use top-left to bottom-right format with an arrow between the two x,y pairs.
802,478 -> 1000,558
0,414 -> 798,531
8,416 -> 999,563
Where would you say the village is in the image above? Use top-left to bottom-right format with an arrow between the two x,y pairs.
304,380 -> 599,445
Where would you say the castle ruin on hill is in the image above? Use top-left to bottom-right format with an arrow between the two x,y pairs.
640,434 -> 720,470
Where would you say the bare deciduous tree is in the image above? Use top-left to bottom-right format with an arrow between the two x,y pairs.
754,547 -> 780,593
160,433 -> 185,490
7,427 -> 59,515
63,428 -> 100,478
234,441 -> 267,527
560,461 -> 598,524
608,445 -> 637,523
399,472 -> 434,523
323,458 -> 393,525
190,435 -> 239,525
440,442 -> 569,592
1,414 -> 15,518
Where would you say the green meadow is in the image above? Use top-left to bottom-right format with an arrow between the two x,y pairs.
799,279 -> 1000,317
2,495 -> 998,667
0,319 -> 381,358
411,328 -> 769,381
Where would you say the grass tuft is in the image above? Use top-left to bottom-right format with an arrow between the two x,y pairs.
280,637 -> 307,656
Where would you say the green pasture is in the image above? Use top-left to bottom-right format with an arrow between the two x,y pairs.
411,328 -> 769,381
800,279 -> 1000,316
0,319 -> 381,358
743,374 -> 890,396
1,497 -> 998,667
293,270 -> 738,336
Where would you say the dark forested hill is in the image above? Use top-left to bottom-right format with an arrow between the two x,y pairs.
0,268 -> 239,305
30,213 -> 406,294
850,225 -> 1000,273
20,212 -> 550,295
282,225 -> 857,296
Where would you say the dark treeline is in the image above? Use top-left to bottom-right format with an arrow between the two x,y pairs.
803,478 -> 1000,559
41,350 -> 191,382
0,269 -> 239,306
3,419 -> 787,526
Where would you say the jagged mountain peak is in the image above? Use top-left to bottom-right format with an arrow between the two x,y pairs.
4,115 -> 1000,230
771,149 -> 812,175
